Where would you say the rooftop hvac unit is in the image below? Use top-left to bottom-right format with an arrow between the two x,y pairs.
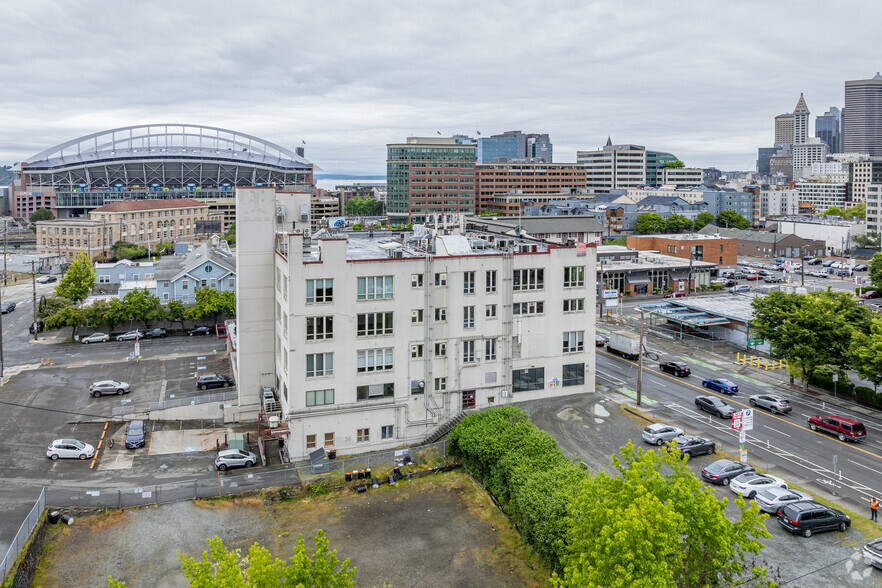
390,249 -> 403,259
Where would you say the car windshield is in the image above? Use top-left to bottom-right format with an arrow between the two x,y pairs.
72,440 -> 85,449
128,424 -> 144,435
755,490 -> 776,501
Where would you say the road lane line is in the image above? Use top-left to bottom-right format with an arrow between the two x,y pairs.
763,425 -> 790,437
847,459 -> 878,472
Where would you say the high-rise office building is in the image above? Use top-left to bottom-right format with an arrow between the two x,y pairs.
577,139 -> 647,192
843,73 -> 882,155
386,137 -> 476,224
476,131 -> 552,163
646,151 -> 679,186
793,93 -> 810,145
775,113 -> 795,144
816,107 -> 841,153
475,162 -> 587,213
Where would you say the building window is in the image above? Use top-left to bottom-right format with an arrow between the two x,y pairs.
485,304 -> 497,318
357,276 -> 394,300
381,425 -> 394,439
513,301 -> 544,315
463,340 -> 476,363
306,279 -> 333,303
306,434 -> 316,449
513,367 -> 545,393
563,363 -> 585,387
411,273 -> 424,287
513,268 -> 544,291
485,338 -> 497,360
411,344 -> 424,358
324,432 -> 335,447
463,271 -> 475,294
485,270 -> 497,293
98,275 -> 110,284
434,307 -> 447,322
563,266 -> 585,287
306,389 -> 335,407
357,383 -> 394,400
357,348 -> 394,372
411,309 -> 424,324
229,277 -> 235,288
182,294 -> 189,304
563,331 -> 584,353
357,428 -> 370,443
563,298 -> 585,312
667,245 -> 676,254
411,380 -> 424,395
434,272 -> 447,286
462,390 -> 476,410
434,342 -> 447,357
306,353 -> 333,377
182,279 -> 189,290
463,306 -> 475,328
357,312 -> 394,336
434,377 -> 447,391
306,316 -> 334,340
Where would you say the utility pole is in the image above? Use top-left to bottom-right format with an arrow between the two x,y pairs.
801,247 -> 805,286
636,309 -> 645,406
31,260 -> 38,341
686,246 -> 694,297
0,267 -> 4,387
3,218 -> 7,286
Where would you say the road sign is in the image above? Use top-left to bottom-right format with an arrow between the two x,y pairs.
731,412 -> 742,430
747,338 -> 764,346
740,449 -> 748,463
602,289 -> 618,299
739,430 -> 747,444
742,408 -> 754,431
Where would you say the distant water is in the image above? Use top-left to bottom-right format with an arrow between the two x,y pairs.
316,178 -> 386,191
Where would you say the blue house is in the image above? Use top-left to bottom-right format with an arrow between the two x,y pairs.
95,259 -> 156,286
149,242 -> 236,304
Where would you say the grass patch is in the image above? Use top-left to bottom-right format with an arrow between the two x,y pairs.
193,495 -> 264,509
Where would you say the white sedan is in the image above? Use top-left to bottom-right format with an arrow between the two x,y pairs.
729,473 -> 787,498
81,332 -> 110,344
753,487 -> 812,514
46,439 -> 95,460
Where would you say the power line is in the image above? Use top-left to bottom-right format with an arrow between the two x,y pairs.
0,399 -> 113,420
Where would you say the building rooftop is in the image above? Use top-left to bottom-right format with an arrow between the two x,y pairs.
470,215 -> 604,235
91,198 -> 207,214
154,242 -> 235,280
630,233 -> 734,241
600,250 -> 716,272
640,293 -> 760,326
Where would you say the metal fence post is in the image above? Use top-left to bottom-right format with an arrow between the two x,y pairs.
118,489 -> 121,509
155,484 -> 159,505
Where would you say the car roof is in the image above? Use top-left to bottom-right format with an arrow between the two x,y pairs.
217,449 -> 250,457
93,380 -> 117,385
815,414 -> 864,425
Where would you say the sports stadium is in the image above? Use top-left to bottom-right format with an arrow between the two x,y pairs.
12,124 -> 314,220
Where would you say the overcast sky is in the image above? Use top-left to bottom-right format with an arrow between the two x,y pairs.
2,1 -> 880,175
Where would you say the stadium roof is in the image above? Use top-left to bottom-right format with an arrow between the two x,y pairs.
91,198 -> 206,214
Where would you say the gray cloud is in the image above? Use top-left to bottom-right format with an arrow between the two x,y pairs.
1,0 -> 879,174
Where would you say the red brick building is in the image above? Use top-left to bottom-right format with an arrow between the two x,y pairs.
626,234 -> 738,266
475,162 -> 588,214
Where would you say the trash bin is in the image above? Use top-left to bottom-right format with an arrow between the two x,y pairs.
48,511 -> 60,524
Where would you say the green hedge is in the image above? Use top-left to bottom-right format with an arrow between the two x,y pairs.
448,406 -> 586,570
808,371 -> 882,408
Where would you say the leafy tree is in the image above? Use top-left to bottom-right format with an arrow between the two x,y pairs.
44,306 -> 86,339
664,214 -> 693,233
846,202 -> 867,220
155,241 -> 175,256
29,207 -> 54,231
664,160 -> 685,168
477,210 -> 506,217
188,287 -> 235,324
717,210 -> 751,230
633,213 -> 666,234
694,211 -> 716,230
553,442 -> 771,588
821,205 -> 843,217
853,231 -> 881,249
122,288 -> 164,328
112,240 -> 148,261
752,290 -> 872,392
870,252 -> 882,289
221,222 -> 236,245
850,317 -> 882,391
218,290 -> 236,317
54,249 -> 96,303
37,295 -> 74,319
104,298 -> 130,333
166,300 -> 188,332
344,196 -> 383,217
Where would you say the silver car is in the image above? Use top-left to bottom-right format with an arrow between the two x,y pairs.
47,439 -> 95,460
753,487 -> 813,514
215,449 -> 257,471
641,423 -> 684,446
81,332 -> 110,344
89,380 -> 131,397
116,330 -> 144,341
749,394 -> 792,414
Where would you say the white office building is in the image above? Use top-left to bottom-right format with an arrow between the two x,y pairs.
235,188 -> 597,460
760,188 -> 799,218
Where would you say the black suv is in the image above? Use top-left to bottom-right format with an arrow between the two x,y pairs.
124,419 -> 146,449
675,435 -> 715,458
659,361 -> 691,377
196,373 -> 234,390
777,501 -> 850,537
700,459 -> 755,485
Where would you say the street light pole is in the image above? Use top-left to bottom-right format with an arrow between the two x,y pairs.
636,309 -> 645,407
31,260 -> 38,341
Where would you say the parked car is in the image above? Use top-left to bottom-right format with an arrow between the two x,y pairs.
719,270 -> 735,278
36,275 -> 57,284
29,320 -> 45,334
831,261 -> 844,269
710,278 -> 729,285
89,380 -> 130,397
641,423 -> 684,446
116,330 -> 144,341
745,274 -> 762,281
808,258 -> 823,265
763,276 -> 783,283
700,459 -> 755,485
188,326 -> 212,336
659,361 -> 690,376
675,435 -> 715,458
749,394 -> 792,414
754,487 -> 813,514
821,259 -> 837,267
729,284 -> 751,293
81,332 -> 110,344
196,373 -> 234,390
0,301 -> 16,314
215,449 -> 257,471
864,537 -> 882,570
732,272 -> 749,279
46,439 -> 95,460
695,395 -> 735,418
756,269 -> 771,277
729,473 -> 787,498
861,290 -> 881,299
836,269 -> 853,277
809,270 -> 828,278
702,378 -> 739,394
664,291 -> 686,298
595,334 -> 607,347
854,263 -> 869,272
124,420 -> 146,449
807,415 -> 868,442
144,328 -> 167,338
777,501 -> 850,537
868,302 -> 882,312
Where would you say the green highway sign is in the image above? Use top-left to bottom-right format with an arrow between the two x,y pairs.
748,338 -> 764,346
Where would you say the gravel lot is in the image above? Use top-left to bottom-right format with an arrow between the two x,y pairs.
33,471 -> 548,587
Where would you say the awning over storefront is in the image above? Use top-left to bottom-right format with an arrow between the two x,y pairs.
626,273 -> 650,284
668,270 -> 690,281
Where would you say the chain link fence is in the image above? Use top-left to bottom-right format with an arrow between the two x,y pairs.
112,390 -> 238,417
1,488 -> 45,581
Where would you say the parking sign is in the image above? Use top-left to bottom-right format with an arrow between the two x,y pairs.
742,408 -> 754,431
731,411 -> 742,430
